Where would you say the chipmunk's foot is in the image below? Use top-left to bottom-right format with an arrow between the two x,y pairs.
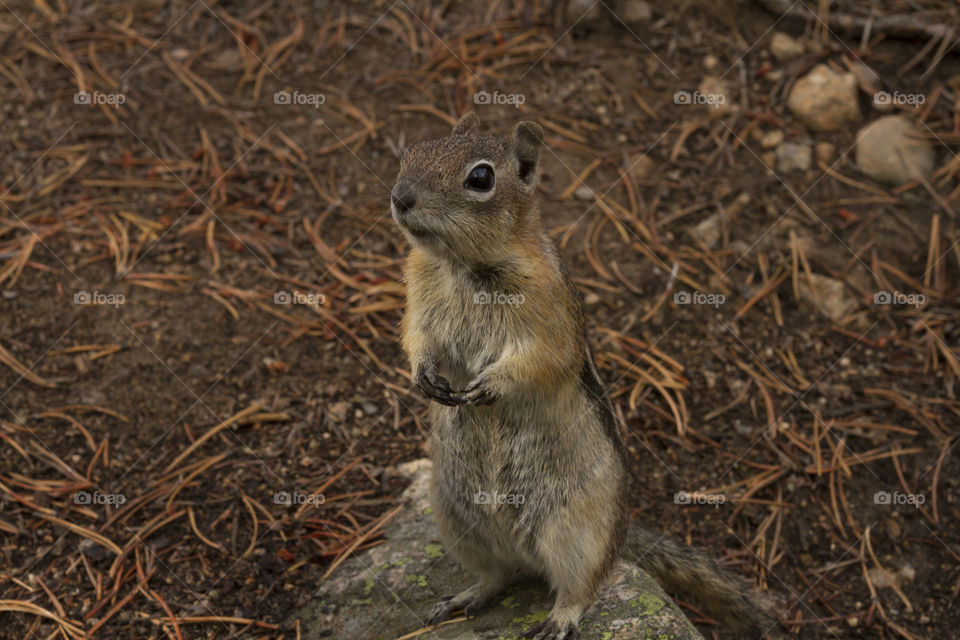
426,595 -> 457,625
415,366 -> 460,406
521,620 -> 580,640
454,374 -> 498,406
426,592 -> 487,625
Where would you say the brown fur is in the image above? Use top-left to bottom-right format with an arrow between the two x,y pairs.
392,112 -> 780,640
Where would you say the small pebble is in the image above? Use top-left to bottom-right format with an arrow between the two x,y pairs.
760,130 -> 784,149
769,31 -> 805,61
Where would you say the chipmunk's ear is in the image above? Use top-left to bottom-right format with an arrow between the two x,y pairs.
452,111 -> 480,135
510,121 -> 543,189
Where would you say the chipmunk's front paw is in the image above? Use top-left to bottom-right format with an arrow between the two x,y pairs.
522,620 -> 580,640
415,367 -> 460,406
454,374 -> 498,406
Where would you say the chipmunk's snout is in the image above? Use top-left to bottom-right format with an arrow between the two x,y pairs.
391,180 -> 417,215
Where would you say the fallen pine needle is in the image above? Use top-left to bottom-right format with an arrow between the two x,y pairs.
0,600 -> 86,639
0,343 -> 55,388
391,616 -> 468,640
173,616 -> 278,629
321,504 -> 403,581
164,401 -> 265,472
39,514 -> 122,554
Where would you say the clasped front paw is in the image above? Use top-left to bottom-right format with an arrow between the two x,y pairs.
415,366 -> 460,406
452,375 -> 498,406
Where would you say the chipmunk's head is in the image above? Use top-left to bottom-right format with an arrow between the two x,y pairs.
391,112 -> 543,262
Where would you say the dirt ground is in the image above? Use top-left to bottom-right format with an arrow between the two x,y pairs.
0,1 -> 958,639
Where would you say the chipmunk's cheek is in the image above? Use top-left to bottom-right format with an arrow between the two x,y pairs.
406,225 -> 434,239
394,212 -> 439,242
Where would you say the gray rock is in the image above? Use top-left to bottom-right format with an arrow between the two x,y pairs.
690,192 -> 751,250
691,211 -> 726,249
855,116 -> 935,185
787,64 -> 861,131
292,460 -> 704,639
775,142 -> 812,172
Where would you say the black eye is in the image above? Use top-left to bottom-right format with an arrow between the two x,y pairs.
464,164 -> 494,192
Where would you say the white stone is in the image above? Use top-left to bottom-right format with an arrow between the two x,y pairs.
760,130 -> 785,149
855,116 -> 935,185
798,274 -> 856,321
787,64 -> 861,131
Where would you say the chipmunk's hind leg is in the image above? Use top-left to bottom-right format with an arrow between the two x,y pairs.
521,499 -> 618,640
426,558 -> 513,625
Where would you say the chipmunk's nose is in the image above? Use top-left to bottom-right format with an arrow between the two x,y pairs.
392,180 -> 417,215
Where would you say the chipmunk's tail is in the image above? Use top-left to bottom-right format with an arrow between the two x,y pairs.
623,525 -> 783,639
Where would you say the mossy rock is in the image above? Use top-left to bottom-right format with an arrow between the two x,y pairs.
291,460 -> 703,640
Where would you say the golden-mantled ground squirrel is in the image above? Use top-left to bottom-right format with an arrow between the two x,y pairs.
391,112 -> 779,639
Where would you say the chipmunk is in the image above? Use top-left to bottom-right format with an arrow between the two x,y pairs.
391,112 -> 779,640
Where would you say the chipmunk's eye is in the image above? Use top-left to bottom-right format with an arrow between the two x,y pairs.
464,164 -> 494,192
